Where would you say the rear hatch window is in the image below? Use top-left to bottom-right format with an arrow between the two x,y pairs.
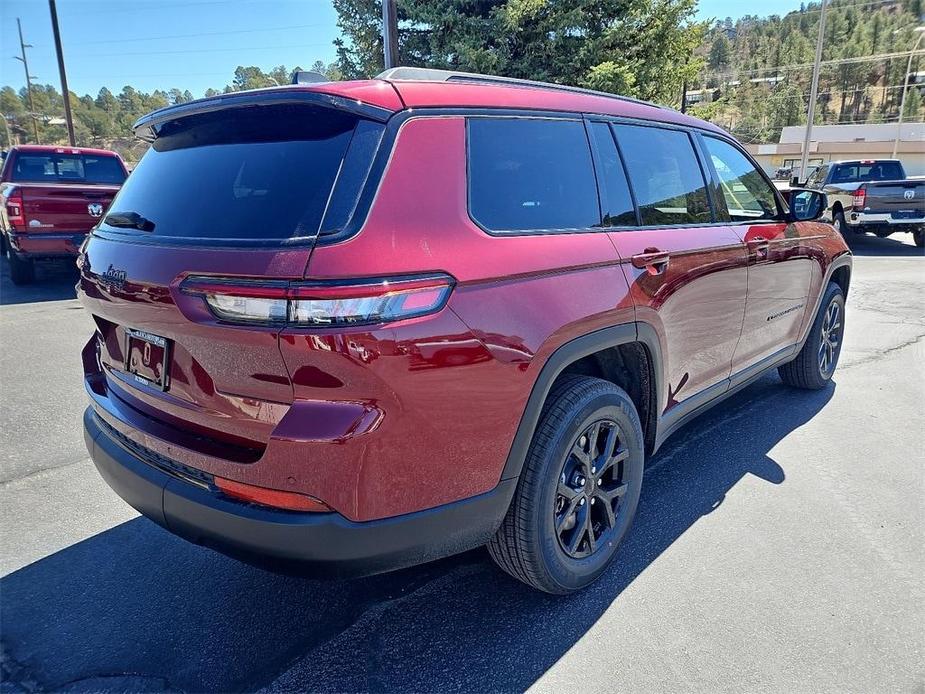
100,103 -> 381,243
11,152 -> 126,184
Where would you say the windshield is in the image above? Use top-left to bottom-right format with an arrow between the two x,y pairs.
830,162 -> 904,184
11,152 -> 126,184
99,104 -> 363,241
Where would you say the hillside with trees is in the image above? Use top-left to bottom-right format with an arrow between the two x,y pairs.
0,0 -> 922,159
690,0 -> 924,143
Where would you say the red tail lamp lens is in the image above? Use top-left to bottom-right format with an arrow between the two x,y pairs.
214,476 -> 331,512
852,188 -> 866,211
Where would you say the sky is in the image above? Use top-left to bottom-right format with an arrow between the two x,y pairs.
1,0 -> 807,100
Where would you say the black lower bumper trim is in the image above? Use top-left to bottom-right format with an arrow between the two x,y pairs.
84,408 -> 516,578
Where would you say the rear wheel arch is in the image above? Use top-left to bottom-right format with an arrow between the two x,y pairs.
830,263 -> 851,299
501,323 -> 663,481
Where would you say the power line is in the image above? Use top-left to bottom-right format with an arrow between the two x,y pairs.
61,22 -> 329,48
705,49 -> 923,78
73,0 -> 246,17
69,42 -> 331,59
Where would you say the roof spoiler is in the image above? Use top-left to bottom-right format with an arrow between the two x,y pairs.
132,90 -> 392,142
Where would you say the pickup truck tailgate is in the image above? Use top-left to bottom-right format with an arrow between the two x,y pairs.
861,180 -> 925,217
21,183 -> 121,232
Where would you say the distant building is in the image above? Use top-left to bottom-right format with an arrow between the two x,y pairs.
745,122 -> 925,177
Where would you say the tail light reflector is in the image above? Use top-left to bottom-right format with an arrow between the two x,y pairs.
214,476 -> 331,512
853,187 -> 866,210
5,189 -> 24,227
181,274 -> 455,327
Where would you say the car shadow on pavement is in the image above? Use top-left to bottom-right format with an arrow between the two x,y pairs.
843,232 -> 924,257
0,258 -> 78,306
1,373 -> 833,693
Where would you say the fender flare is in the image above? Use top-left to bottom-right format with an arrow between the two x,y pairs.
499,322 -> 664,481
797,251 -> 852,352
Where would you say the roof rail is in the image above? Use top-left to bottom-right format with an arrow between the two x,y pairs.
375,66 -> 667,110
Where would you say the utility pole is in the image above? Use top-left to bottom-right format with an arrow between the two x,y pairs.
48,0 -> 76,146
892,26 -> 925,158
14,18 -> 40,144
382,0 -> 399,70
799,0 -> 827,183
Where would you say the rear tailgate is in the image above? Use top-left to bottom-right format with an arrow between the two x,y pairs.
21,183 -> 120,232
79,90 -> 391,458
861,180 -> 925,217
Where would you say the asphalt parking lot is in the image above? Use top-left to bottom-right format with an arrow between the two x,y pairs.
1,232 -> 922,693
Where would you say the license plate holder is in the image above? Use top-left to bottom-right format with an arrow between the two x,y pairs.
124,329 -> 171,390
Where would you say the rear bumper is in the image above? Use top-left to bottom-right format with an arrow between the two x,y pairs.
7,230 -> 86,258
847,212 -> 924,229
84,407 -> 515,577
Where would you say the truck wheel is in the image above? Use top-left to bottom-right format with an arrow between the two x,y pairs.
914,228 -> 924,248
8,251 -> 35,285
779,282 -> 845,390
487,375 -> 644,594
832,209 -> 850,239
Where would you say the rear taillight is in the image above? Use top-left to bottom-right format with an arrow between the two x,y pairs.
853,187 -> 866,211
5,189 -> 24,227
180,274 -> 455,327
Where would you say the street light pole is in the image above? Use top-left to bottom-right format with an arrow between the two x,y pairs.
48,0 -> 76,146
382,0 -> 398,69
892,26 -> 925,159
14,18 -> 40,144
800,0 -> 828,183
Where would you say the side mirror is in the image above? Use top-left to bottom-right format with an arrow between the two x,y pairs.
788,189 -> 827,222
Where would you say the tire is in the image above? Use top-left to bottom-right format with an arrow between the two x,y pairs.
779,282 -> 845,390
832,208 -> 850,239
8,251 -> 35,285
914,228 -> 924,248
487,375 -> 644,594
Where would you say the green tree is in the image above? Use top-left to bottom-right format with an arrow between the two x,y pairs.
709,34 -> 730,70
902,86 -> 922,121
332,0 -> 705,104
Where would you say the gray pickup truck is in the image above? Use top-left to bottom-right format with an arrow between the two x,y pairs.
799,159 -> 924,247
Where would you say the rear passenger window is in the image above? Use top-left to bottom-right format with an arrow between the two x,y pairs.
588,122 -> 637,227
468,118 -> 601,232
613,125 -> 712,226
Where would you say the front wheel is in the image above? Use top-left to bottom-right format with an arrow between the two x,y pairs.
779,282 -> 845,389
914,228 -> 924,248
487,375 -> 644,594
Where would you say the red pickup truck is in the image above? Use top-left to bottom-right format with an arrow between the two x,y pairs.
1,145 -> 128,285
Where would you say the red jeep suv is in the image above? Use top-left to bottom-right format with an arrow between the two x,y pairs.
79,68 -> 850,593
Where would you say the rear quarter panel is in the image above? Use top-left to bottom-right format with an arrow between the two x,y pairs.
288,115 -> 636,520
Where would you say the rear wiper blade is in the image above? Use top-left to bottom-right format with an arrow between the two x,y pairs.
104,211 -> 155,232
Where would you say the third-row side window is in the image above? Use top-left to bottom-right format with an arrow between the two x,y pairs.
468,118 -> 601,232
